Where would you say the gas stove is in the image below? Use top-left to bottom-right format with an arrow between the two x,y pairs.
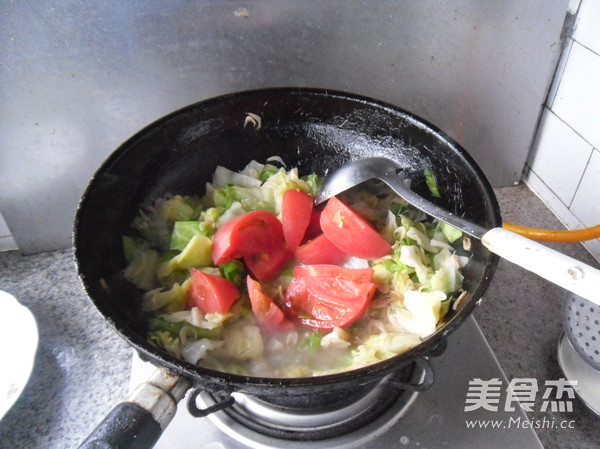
130,316 -> 544,449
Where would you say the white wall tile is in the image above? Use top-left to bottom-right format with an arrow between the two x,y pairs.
552,41 -> 600,150
528,109 -> 593,206
0,211 -> 11,237
0,211 -> 18,252
570,149 -> 600,227
581,236 -> 600,263
525,169 -> 584,230
574,0 -> 600,54
0,236 -> 18,252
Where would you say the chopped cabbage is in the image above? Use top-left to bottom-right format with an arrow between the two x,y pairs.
205,162 -> 312,218
131,195 -> 201,251
350,333 -> 422,368
170,221 -> 201,251
223,325 -> 264,360
124,248 -> 160,290
159,307 -> 232,330
399,245 -> 430,284
424,169 -> 441,198
157,195 -> 201,222
401,290 -> 446,338
216,201 -> 247,227
321,328 -> 351,349
147,316 -> 222,360
142,279 -> 190,312
181,339 -> 224,364
148,331 -> 181,358
299,332 -> 322,353
381,211 -> 398,243
148,316 -> 221,340
212,165 -> 262,188
221,260 -> 246,287
198,207 -> 221,237
156,234 -> 212,280
212,184 -> 238,209
439,222 -> 463,243
430,248 -> 464,293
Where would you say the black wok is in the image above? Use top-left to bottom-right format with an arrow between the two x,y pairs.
74,88 -> 501,447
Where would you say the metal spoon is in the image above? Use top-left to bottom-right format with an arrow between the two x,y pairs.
315,157 -> 600,305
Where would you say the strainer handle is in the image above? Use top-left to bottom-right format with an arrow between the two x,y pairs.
482,228 -> 600,305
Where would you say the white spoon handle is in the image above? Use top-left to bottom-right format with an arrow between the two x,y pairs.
482,227 -> 600,306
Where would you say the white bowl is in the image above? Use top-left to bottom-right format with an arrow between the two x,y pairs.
0,290 -> 39,421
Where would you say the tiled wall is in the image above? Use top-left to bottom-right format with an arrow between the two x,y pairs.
525,0 -> 600,262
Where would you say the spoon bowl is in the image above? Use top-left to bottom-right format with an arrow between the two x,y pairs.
314,157 -> 488,238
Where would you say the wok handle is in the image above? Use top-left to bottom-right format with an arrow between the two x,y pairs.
78,368 -> 191,449
78,402 -> 162,449
482,227 -> 600,305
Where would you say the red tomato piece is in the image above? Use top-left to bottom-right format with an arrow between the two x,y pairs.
243,244 -> 293,282
211,210 -> 284,265
187,268 -> 240,314
295,233 -> 349,265
247,276 -> 295,333
320,197 -> 392,260
283,276 -> 317,319
281,189 -> 313,251
303,208 -> 323,242
283,275 -> 375,330
304,275 -> 376,309
293,264 -> 374,283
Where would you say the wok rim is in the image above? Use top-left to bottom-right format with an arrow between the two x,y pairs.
73,87 -> 501,390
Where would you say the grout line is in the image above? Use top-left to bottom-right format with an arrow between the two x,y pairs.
546,38 -> 574,109
523,179 -> 596,266
567,147 -> 595,208
546,108 -> 598,150
573,38 -> 600,58
525,166 -> 571,212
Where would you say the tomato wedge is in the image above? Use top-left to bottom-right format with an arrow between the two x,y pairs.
281,189 -> 313,251
295,233 -> 349,265
283,271 -> 375,330
320,197 -> 392,260
303,208 -> 323,243
247,276 -> 295,333
304,276 -> 376,308
187,268 -> 240,314
211,210 -> 284,265
293,264 -> 374,283
243,244 -> 293,282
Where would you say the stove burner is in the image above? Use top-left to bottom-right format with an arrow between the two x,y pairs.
193,359 -> 429,447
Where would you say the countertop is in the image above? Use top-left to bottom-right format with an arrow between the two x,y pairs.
0,184 -> 598,449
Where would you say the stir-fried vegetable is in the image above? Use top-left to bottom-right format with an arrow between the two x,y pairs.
424,169 -> 441,198
122,159 -> 468,377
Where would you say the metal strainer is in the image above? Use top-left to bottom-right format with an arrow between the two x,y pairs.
562,291 -> 600,371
